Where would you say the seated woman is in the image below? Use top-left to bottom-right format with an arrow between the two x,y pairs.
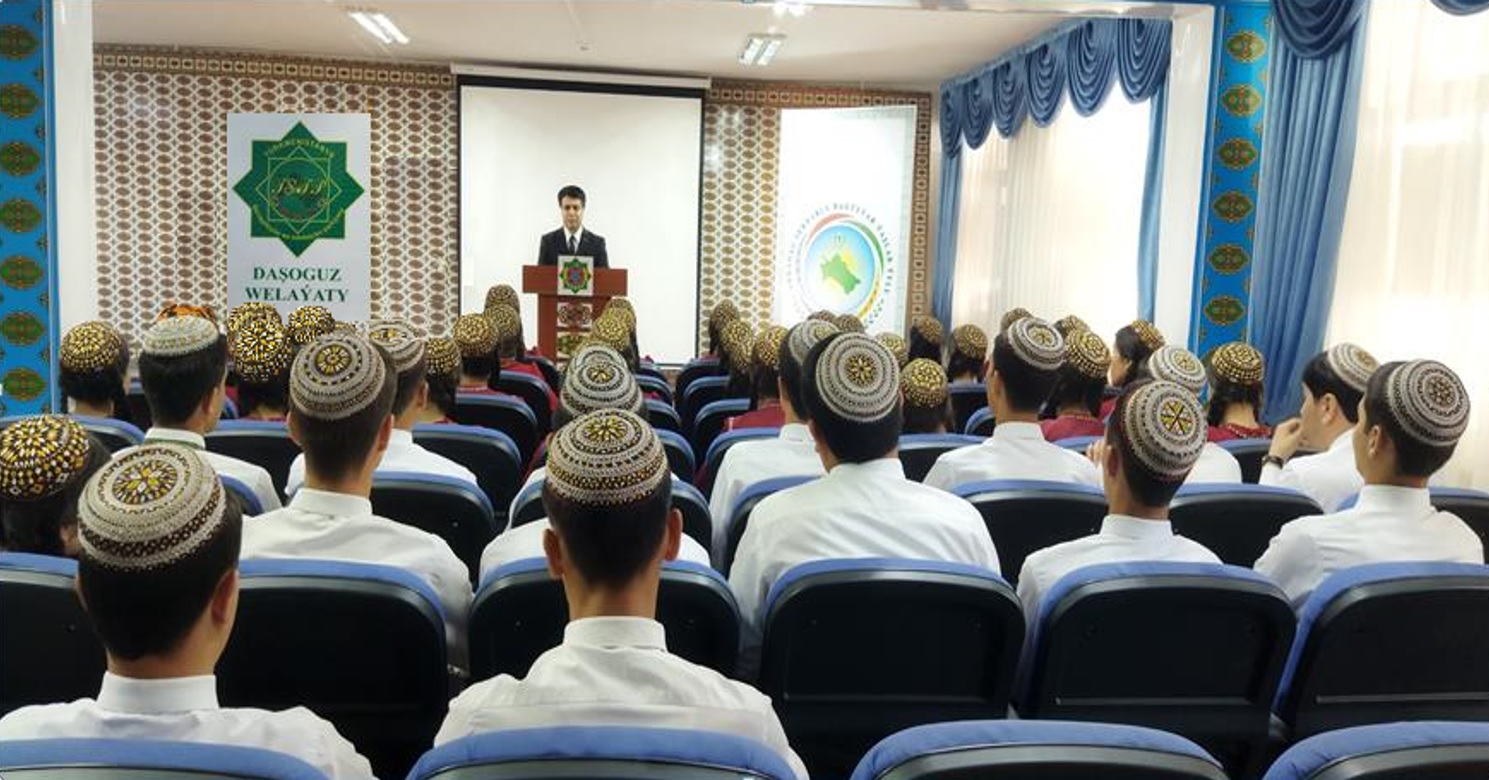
717,318 -> 755,399
1206,341 -> 1271,441
1041,328 -> 1111,442
901,358 -> 951,434
946,324 -> 988,383
908,315 -> 944,362
727,325 -> 788,432
0,416 -> 111,556
704,300 -> 740,360
486,303 -> 557,415
453,314 -> 507,395
419,337 -> 462,425
228,318 -> 292,422
875,332 -> 910,368
1102,319 -> 1165,420
58,321 -> 132,423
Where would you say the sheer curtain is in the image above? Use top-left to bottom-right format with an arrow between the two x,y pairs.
1326,1 -> 1489,489
951,96 -> 1150,338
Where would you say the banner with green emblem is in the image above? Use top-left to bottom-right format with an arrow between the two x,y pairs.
227,114 -> 370,321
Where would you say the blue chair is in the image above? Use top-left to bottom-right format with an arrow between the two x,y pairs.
408,726 -> 797,780
697,427 -> 780,499
680,375 -> 729,434
413,423 -> 524,528
453,393 -> 539,465
220,473 -> 264,516
722,475 -> 816,575
645,398 -> 683,433
0,554 -> 102,717
952,480 -> 1108,587
948,382 -> 988,434
693,398 -> 751,462
897,433 -> 983,482
510,476 -> 713,554
1021,562 -> 1295,777
852,721 -> 1228,780
221,395 -> 239,420
125,380 -> 152,431
656,429 -> 697,482
1262,722 -> 1489,780
510,477 -> 546,528
637,374 -> 674,405
1054,435 -> 1101,451
1219,438 -> 1274,484
675,357 -> 723,408
204,420 -> 299,502
370,472 -> 498,584
529,355 -> 563,395
1275,562 -> 1489,740
1340,487 -> 1489,551
0,415 -> 144,454
759,558 -> 1024,778
0,739 -> 331,779
963,407 -> 995,437
1169,484 -> 1321,566
494,372 -> 554,438
469,559 -> 741,682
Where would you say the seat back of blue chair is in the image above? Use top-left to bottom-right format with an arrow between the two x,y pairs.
1261,722 -> 1489,780
698,427 -> 779,499
220,474 -> 264,516
963,407 -> 995,437
675,358 -> 722,409
897,434 -> 983,482
692,398 -> 750,460
413,424 -> 523,530
0,738 -> 332,780
453,394 -> 539,464
529,355 -> 562,394
954,480 -> 1108,586
948,382 -> 988,434
679,376 -> 728,434
1430,488 -> 1489,551
204,420 -> 300,502
656,429 -> 697,482
1169,485 -> 1321,566
125,381 -> 151,430
0,554 -> 102,718
369,473 -> 498,584
511,477 -> 712,553
636,374 -> 674,406
494,372 -> 554,439
645,398 -> 683,433
1218,438 -> 1273,484
722,475 -> 817,575
73,416 -> 145,452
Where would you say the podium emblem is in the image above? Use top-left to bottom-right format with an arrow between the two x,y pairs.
559,256 -> 595,296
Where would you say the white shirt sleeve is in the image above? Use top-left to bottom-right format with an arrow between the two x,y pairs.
242,466 -> 282,511
284,454 -> 307,498
422,542 -> 475,669
285,708 -> 378,780
922,456 -> 956,491
1253,521 -> 1322,604
728,505 -> 777,680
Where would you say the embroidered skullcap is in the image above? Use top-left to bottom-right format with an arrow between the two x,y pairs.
78,445 -> 229,572
833,313 -> 865,333
560,347 -> 644,418
485,284 -> 520,314
1325,343 -> 1379,394
875,332 -> 909,367
60,321 -> 126,373
911,315 -> 944,346
754,326 -> 788,373
226,302 -> 280,337
1117,380 -> 1207,482
951,324 -> 989,361
808,310 -> 836,323
156,302 -> 219,325
546,409 -> 668,507
142,315 -> 220,358
290,334 -> 389,421
453,314 -> 499,358
608,297 -> 634,315
592,313 -> 633,353
332,321 -> 361,337
1380,360 -> 1470,448
709,301 -> 740,329
999,307 -> 1033,334
230,318 -> 291,384
1003,317 -> 1065,373
0,415 -> 95,501
901,358 -> 949,410
1129,319 -> 1166,352
1054,315 -> 1090,338
1209,342 -> 1265,386
1065,328 -> 1111,380
720,319 -> 753,370
483,304 -> 522,343
288,306 -> 335,346
605,299 -> 637,329
367,319 -> 426,374
1147,344 -> 1209,397
812,333 -> 901,423
424,337 -> 461,380
785,319 -> 839,368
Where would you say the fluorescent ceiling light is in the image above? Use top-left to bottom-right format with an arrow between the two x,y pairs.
349,9 -> 408,45
739,33 -> 786,66
773,1 -> 810,18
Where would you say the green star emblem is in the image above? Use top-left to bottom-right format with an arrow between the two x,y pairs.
232,122 -> 365,257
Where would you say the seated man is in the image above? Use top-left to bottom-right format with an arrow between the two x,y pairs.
241,333 -> 471,662
0,445 -> 374,779
0,415 -> 111,556
1018,380 -> 1222,616
1138,345 -> 1242,484
438,409 -> 807,780
925,317 -> 1099,489
1255,360 -> 1482,603
1260,343 -> 1379,512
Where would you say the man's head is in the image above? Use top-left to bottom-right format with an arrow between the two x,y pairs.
778,319 -> 838,423
230,317 -> 293,418
556,345 -> 644,429
833,313 -> 866,334
1356,360 -> 1469,483
1049,328 -> 1111,417
76,445 -> 243,664
1300,343 -> 1378,447
875,332 -> 909,368
0,416 -> 111,556
988,317 -> 1065,420
59,321 -> 130,412
707,301 -> 740,355
901,358 -> 950,434
453,314 -> 499,381
484,284 -> 520,315
1103,379 -> 1207,510
287,334 -> 396,487
803,332 -> 903,465
1140,345 -> 1209,399
999,307 -> 1034,334
558,185 -> 586,233
138,315 -> 228,431
367,319 -> 428,423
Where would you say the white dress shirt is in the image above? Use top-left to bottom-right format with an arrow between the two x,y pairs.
478,520 -> 711,584
0,673 -> 373,780
1259,429 -> 1362,512
564,227 -> 584,253
1253,485 -> 1484,604
240,488 -> 473,663
284,429 -> 479,497
707,424 -> 825,554
924,421 -> 1101,491
436,616 -> 807,780
127,428 -> 282,513
1186,443 -> 1243,485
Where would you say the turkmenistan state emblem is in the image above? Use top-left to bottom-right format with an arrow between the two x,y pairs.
560,256 -> 594,295
232,122 -> 365,257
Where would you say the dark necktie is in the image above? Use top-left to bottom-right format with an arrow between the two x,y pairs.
568,235 -> 578,254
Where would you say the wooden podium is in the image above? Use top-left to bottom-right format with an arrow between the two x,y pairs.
521,264 -> 629,359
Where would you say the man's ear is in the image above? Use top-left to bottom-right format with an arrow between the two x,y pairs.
1104,439 -> 1121,478
542,527 -> 565,580
210,568 -> 239,627
373,414 -> 394,454
285,410 -> 304,448
661,508 -> 683,562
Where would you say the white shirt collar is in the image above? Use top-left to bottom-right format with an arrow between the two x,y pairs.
388,428 -> 414,448
564,227 -> 584,245
97,672 -> 218,714
288,488 -> 373,519
1325,427 -> 1356,454
827,458 -> 905,480
1353,484 -> 1433,514
779,423 -> 813,443
990,421 -> 1043,441
144,427 -> 206,450
1100,514 -> 1177,539
563,616 -> 667,650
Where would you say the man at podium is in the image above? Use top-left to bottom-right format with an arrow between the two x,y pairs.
537,184 -> 609,268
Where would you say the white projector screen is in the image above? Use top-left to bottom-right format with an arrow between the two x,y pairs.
459,79 -> 703,364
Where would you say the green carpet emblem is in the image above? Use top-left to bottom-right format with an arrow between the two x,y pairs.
232,122 -> 365,257
1,311 -> 43,346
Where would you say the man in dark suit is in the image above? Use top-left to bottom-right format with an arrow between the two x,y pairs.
537,185 -> 609,269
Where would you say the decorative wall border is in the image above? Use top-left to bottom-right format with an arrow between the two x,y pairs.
93,45 -> 452,89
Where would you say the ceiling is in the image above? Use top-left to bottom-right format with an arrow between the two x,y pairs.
91,0 -> 1192,89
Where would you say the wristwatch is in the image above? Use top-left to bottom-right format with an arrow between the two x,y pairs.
1261,455 -> 1286,469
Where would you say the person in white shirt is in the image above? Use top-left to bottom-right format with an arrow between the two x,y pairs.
1256,360 -> 1482,604
439,409 -> 806,780
0,445 -> 373,779
1135,344 -> 1242,485
731,333 -> 1000,671
1019,380 -> 1222,617
125,315 -> 281,512
925,317 -> 1100,490
1259,343 -> 1379,511
241,334 -> 472,663
283,320 -> 478,497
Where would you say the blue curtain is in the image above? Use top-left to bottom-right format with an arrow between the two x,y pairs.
1431,0 -> 1489,13
1068,21 -> 1118,116
932,152 -> 962,329
1137,84 -> 1167,323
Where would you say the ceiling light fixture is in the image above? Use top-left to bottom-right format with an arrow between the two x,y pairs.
739,33 -> 786,66
348,9 -> 409,45
773,1 -> 809,18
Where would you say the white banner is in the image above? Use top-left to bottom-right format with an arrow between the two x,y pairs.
772,105 -> 916,333
226,113 -> 371,321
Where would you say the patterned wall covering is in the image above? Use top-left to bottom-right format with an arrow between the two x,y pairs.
92,46 -> 457,344
1191,5 -> 1271,360
0,0 -> 55,415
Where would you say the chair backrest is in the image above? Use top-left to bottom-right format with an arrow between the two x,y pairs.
636,374 -> 674,406
1431,488 -> 1489,550
759,558 -> 1024,778
511,476 -> 712,553
1025,562 -> 1296,775
125,380 -> 151,430
1054,435 -> 1101,451
413,423 -> 523,529
453,393 -> 538,465
963,407 -> 995,437
851,720 -> 1228,780
0,554 -> 102,717
675,358 -> 722,408
203,420 -> 299,502
1169,484 -> 1322,566
220,474 -> 264,516
494,372 -> 554,439
218,559 -> 448,779
679,375 -> 728,433
722,475 -> 818,575
221,395 -> 239,420
0,738 -> 331,779
897,433 -> 984,482
469,559 -> 741,682
645,398 -> 683,433
1218,438 -> 1274,484
656,429 -> 697,482
1261,722 -> 1489,780
72,416 -> 145,452
953,480 -> 1108,586
1275,562 -> 1489,739
529,355 -> 562,394
369,472 -> 498,584
408,726 -> 797,780
693,398 -> 750,461
948,382 -> 988,433
698,427 -> 780,498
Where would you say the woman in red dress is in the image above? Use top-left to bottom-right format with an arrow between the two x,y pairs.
1100,319 -> 1166,420
1041,328 -> 1111,441
1205,341 -> 1271,441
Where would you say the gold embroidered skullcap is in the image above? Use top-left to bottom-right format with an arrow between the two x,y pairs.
78,445 -> 229,572
721,319 -> 755,374
785,319 -> 839,369
833,313 -> 866,333
367,319 -> 426,374
592,313 -> 632,353
951,324 -> 989,361
608,297 -> 634,316
453,314 -> 499,358
560,347 -> 644,419
288,306 -> 335,346
0,415 -> 95,502
1380,360 -> 1470,448
142,315 -> 221,358
484,305 -> 522,344
227,302 -> 280,337
546,409 -> 668,508
484,284 -> 520,314
230,318 -> 292,385
808,310 -> 836,323
424,337 -> 461,381
1054,315 -> 1090,338
1004,317 -> 1065,373
60,321 -> 126,373
290,334 -> 390,421
1116,380 -> 1207,483
1130,319 -> 1166,352
754,326 -> 788,373
605,299 -> 637,329
813,333 -> 901,423
1209,342 -> 1265,386
332,321 -> 362,337
1065,328 -> 1111,380
910,315 -> 944,346
1147,344 -> 1209,397
901,358 -> 949,410
875,332 -> 909,367
1000,307 -> 1033,334
709,301 -> 740,329
1325,343 -> 1379,394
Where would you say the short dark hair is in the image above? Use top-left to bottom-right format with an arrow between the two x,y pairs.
78,492 -> 243,660
1363,362 -> 1455,478
293,348 -> 396,483
908,331 -> 941,363
1107,385 -> 1184,507
1047,364 -> 1107,418
233,372 -> 290,419
557,185 -> 586,206
60,343 -> 131,413
544,474 -> 670,589
426,372 -> 457,419
0,435 -> 110,556
391,355 -> 428,417
752,363 -> 780,408
138,335 -> 228,426
902,401 -> 950,435
991,333 -> 1058,413
497,325 -> 527,361
945,350 -> 986,383
461,354 -> 497,381
1113,325 -> 1158,388
802,335 -> 902,463
1302,351 -> 1364,424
